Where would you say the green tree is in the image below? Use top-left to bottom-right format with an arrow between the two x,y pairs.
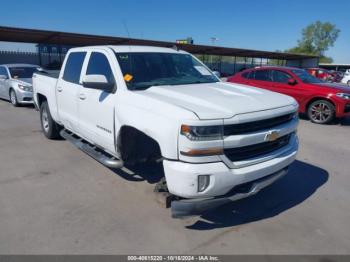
286,21 -> 340,62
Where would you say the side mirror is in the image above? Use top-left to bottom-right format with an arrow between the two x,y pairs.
82,74 -> 114,92
0,75 -> 8,80
288,78 -> 297,85
212,71 -> 221,78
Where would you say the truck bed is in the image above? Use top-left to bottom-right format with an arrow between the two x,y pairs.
36,70 -> 60,79
33,70 -> 60,121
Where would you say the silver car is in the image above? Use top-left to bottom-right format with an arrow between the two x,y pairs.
0,64 -> 41,106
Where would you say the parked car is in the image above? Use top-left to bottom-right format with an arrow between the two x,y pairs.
227,66 -> 350,124
0,64 -> 41,106
341,70 -> 350,86
307,68 -> 333,82
33,46 -> 299,217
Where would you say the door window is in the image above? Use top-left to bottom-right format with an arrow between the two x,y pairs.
62,52 -> 86,84
253,69 -> 272,81
86,52 -> 115,84
272,70 -> 292,84
242,71 -> 253,79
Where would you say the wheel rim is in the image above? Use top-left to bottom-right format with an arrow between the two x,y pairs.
41,109 -> 50,133
310,102 -> 332,122
10,91 -> 16,105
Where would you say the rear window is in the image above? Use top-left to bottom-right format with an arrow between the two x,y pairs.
63,52 -> 86,84
9,67 -> 39,79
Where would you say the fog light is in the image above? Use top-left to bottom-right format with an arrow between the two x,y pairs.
198,175 -> 210,192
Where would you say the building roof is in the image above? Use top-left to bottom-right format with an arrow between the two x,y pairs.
319,63 -> 350,66
0,26 -> 318,60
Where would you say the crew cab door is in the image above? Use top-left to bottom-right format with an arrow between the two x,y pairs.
78,50 -> 117,154
56,51 -> 86,132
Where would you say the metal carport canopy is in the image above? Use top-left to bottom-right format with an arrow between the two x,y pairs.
0,26 -> 317,60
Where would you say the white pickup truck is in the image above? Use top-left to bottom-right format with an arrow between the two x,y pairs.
33,45 -> 299,217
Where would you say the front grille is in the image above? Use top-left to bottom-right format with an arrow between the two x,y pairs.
224,134 -> 291,162
224,113 -> 295,136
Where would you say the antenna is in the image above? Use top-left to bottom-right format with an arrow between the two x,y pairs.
122,20 -> 131,38
122,19 -> 132,52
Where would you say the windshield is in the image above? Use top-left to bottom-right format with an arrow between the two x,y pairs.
115,52 -> 219,90
292,69 -> 324,84
9,67 -> 39,79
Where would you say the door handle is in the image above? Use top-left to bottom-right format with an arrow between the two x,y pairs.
57,86 -> 63,92
79,93 -> 87,100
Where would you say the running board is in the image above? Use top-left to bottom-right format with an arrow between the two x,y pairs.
60,129 -> 124,169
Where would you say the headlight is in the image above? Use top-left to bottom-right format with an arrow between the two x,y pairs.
336,93 -> 350,100
181,125 -> 223,141
18,84 -> 33,92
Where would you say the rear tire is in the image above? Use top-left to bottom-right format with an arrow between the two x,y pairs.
9,89 -> 19,107
307,100 -> 335,124
40,101 -> 61,139
347,80 -> 350,86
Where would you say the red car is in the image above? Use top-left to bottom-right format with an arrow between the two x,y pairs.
227,67 -> 350,124
307,68 -> 333,82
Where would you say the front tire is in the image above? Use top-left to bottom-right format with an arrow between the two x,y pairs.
307,100 -> 335,124
40,101 -> 61,139
347,80 -> 350,86
9,89 -> 19,107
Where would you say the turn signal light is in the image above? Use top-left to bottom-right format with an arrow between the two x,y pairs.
180,147 -> 223,156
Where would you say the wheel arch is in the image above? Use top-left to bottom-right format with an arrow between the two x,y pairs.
305,96 -> 336,112
117,125 -> 163,164
36,93 -> 47,107
8,87 -> 15,96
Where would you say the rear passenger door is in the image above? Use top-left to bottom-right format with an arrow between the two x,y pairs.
56,51 -> 86,132
78,50 -> 117,154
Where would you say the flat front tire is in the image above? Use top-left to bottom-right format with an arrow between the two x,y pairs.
40,101 -> 61,139
307,100 -> 335,124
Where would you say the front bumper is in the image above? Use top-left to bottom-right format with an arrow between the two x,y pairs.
163,134 -> 298,217
171,167 -> 288,218
16,89 -> 33,104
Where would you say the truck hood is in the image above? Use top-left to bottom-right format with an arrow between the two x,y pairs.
142,82 -> 296,119
315,82 -> 350,93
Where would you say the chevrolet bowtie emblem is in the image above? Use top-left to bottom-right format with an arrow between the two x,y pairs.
265,131 -> 280,142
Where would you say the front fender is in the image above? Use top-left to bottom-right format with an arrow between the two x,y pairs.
115,93 -> 198,160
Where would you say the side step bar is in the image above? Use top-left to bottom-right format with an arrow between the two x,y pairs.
60,129 -> 124,169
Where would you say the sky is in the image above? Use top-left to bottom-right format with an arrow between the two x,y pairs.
0,0 -> 349,63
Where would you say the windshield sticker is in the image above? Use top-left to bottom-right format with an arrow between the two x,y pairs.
124,74 -> 133,82
194,66 -> 211,76
119,55 -> 129,60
